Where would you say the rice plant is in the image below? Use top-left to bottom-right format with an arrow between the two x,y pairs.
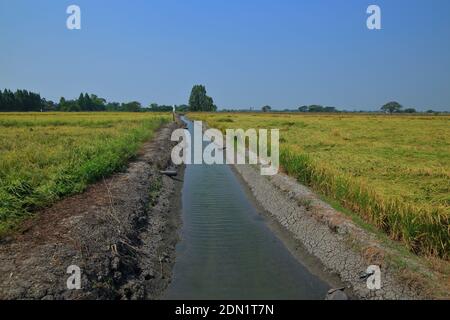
0,112 -> 170,234
190,112 -> 450,259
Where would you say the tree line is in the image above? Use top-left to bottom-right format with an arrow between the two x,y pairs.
0,85 -> 217,113
380,101 -> 418,114
0,89 -> 146,112
296,103 -> 416,113
58,94 -> 144,112
258,102 -> 437,113
148,103 -> 190,112
0,89 -> 44,112
1,88 -> 444,114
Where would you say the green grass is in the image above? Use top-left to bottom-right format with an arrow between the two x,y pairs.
0,112 -> 170,235
189,112 -> 450,259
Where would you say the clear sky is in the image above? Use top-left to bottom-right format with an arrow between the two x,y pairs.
1,0 -> 450,111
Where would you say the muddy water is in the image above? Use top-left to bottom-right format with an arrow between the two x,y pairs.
165,118 -> 330,299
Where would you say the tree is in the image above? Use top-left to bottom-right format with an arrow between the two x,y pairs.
262,105 -> 271,112
403,108 -> 416,113
176,104 -> 189,112
84,93 -> 92,111
58,97 -> 80,112
89,94 -> 106,111
106,102 -> 121,111
324,106 -> 336,113
0,89 -> 42,111
59,97 -> 67,110
188,85 -> 217,111
78,93 -> 86,110
381,101 -> 403,114
298,106 -> 308,112
308,105 -> 324,112
2,89 -> 14,111
122,101 -> 142,112
148,103 -> 173,112
41,98 -> 56,111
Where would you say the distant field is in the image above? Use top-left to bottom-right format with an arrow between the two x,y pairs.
189,113 -> 450,259
0,112 -> 170,234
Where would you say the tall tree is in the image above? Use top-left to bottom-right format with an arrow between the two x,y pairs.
262,105 -> 272,112
381,101 -> 403,114
188,85 -> 217,111
78,93 -> 86,110
90,94 -> 106,111
59,97 -> 68,111
84,93 -> 92,111
0,90 -> 3,111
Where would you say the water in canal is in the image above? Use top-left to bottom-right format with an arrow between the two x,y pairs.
165,118 -> 330,299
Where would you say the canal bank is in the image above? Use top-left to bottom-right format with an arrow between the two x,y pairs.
232,163 -> 424,299
0,122 -> 184,299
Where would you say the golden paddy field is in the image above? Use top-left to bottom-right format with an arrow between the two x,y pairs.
189,112 -> 450,259
0,112 -> 170,234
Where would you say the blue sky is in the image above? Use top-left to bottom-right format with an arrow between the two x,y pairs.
1,0 -> 449,111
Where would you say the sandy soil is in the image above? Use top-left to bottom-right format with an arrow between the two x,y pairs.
0,121 -> 184,300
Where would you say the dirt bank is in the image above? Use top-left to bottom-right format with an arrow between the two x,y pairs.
0,122 -> 184,300
232,163 -> 448,300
